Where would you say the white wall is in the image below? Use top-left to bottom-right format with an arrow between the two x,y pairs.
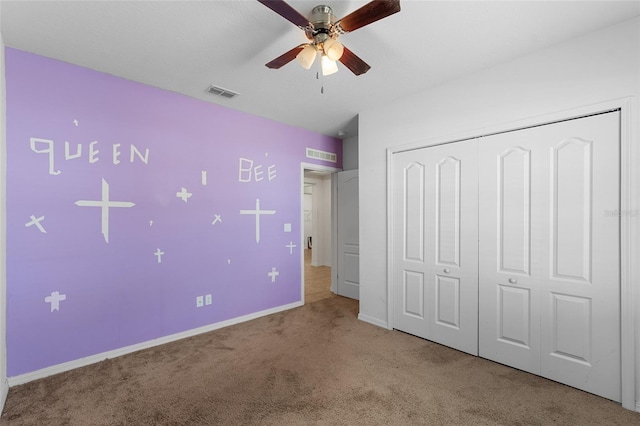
359,17 -> 639,405
342,134 -> 359,171
0,0 -> 9,410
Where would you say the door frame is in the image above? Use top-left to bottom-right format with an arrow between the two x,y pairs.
386,98 -> 637,410
301,163 -> 341,304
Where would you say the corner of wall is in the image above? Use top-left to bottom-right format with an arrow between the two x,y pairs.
0,1 -> 10,410
341,135 -> 359,171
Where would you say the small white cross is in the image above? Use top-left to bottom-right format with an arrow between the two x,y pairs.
45,291 -> 66,312
267,267 -> 279,283
154,248 -> 165,263
212,214 -> 222,226
149,220 -> 154,227
73,119 -> 79,126
286,241 -> 297,254
176,187 -> 192,203
240,198 -> 276,243
25,215 -> 47,233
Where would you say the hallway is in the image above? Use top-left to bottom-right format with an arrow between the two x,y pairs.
304,249 -> 333,303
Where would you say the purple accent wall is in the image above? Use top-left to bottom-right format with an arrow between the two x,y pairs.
5,48 -> 341,377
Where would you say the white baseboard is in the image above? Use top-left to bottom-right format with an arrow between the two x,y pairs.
0,378 -> 8,413
358,312 -> 389,329
7,300 -> 303,387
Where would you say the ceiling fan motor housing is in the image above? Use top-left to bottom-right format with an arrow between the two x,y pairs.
307,5 -> 337,44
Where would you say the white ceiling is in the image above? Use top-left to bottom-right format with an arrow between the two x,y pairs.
1,1 -> 638,138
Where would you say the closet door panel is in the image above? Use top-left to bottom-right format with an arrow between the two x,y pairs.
479,138 -> 541,373
393,152 -> 429,338
538,112 -> 620,402
479,112 -> 621,402
392,141 -> 478,355
426,142 -> 478,355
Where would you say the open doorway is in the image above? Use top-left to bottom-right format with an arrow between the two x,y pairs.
302,166 -> 338,303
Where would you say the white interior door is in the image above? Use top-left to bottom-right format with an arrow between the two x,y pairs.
337,170 -> 359,300
478,112 -> 621,401
392,141 -> 478,355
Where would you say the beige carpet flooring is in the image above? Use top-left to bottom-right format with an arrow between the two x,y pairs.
1,265 -> 639,425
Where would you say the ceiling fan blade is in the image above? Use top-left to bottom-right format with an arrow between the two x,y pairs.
266,45 -> 306,69
339,47 -> 371,76
337,0 -> 401,33
257,0 -> 311,29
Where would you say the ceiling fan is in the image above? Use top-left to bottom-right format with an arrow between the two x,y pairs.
258,0 -> 401,76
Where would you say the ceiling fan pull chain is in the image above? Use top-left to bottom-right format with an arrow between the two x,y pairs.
316,64 -> 325,95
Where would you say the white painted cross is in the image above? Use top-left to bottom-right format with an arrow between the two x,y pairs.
286,241 -> 297,255
240,198 -> 276,243
25,215 -> 47,233
75,178 -> 135,243
149,220 -> 154,227
154,248 -> 165,263
176,187 -> 193,203
73,119 -> 79,126
211,214 -> 222,226
267,267 -> 279,283
45,291 -> 66,312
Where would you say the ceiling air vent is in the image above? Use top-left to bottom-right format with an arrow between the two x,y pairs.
206,85 -> 239,99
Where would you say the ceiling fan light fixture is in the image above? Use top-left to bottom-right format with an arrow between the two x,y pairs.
323,38 -> 344,61
321,55 -> 338,76
296,45 -> 317,69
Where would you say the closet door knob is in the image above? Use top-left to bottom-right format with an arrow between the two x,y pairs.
508,278 -> 517,284
444,268 -> 450,274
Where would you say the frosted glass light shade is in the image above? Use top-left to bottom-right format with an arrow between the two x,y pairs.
323,38 -> 344,61
296,45 -> 317,69
321,55 -> 338,76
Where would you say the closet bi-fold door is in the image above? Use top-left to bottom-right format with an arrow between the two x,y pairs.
478,112 -> 621,402
393,141 -> 478,355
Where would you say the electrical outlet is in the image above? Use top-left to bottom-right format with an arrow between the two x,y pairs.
205,294 -> 212,305
196,296 -> 204,308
